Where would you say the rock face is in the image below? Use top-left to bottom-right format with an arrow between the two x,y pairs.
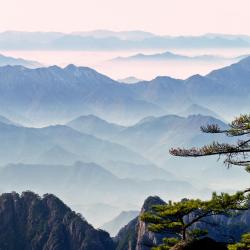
114,196 -> 166,250
0,191 -> 115,250
135,197 -> 166,250
188,209 -> 250,243
114,217 -> 138,250
115,196 -> 250,250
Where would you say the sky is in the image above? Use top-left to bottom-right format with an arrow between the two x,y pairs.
1,0 -> 250,35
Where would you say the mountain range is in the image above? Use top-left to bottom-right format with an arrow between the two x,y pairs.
0,109 -> 248,191
0,64 -> 160,125
0,29 -> 249,250
67,113 -> 249,191
0,191 -> 115,250
72,30 -> 155,41
0,53 -> 42,68
111,51 -> 246,63
0,161 -> 196,226
1,31 -> 250,50
0,112 -> 248,226
1,191 -> 248,250
1,57 -> 250,125
0,53 -> 249,238
0,120 -> 148,166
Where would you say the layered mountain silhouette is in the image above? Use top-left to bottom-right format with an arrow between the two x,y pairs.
0,121 -> 147,166
0,54 -> 249,248
0,64 -> 160,125
111,51 -> 243,62
1,57 -> 250,125
0,53 -> 42,68
0,162 -> 196,213
67,115 -> 125,140
1,191 -> 246,249
179,104 -> 222,120
66,113 -> 243,187
101,210 -> 139,237
0,31 -> 250,50
0,112 -> 248,222
72,30 -> 155,41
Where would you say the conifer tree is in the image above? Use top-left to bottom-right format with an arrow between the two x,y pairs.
228,233 -> 250,250
170,114 -> 250,175
142,114 -> 250,249
141,192 -> 248,249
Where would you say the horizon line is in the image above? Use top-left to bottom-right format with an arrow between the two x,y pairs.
0,30 -> 250,37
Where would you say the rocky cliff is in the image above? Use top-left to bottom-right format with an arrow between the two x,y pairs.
114,196 -> 166,250
0,191 -> 115,250
0,192 -> 249,250
114,196 -> 250,250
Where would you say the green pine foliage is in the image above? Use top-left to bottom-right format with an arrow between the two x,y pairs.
142,114 -> 250,249
170,114 -> 250,173
228,233 -> 250,250
141,192 -> 248,242
152,238 -> 180,250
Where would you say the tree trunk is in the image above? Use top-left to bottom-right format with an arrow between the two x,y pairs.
182,228 -> 186,241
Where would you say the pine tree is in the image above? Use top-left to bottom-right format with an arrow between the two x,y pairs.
170,114 -> 250,198
142,114 -> 250,249
141,192 -> 248,249
228,233 -> 250,250
170,114 -> 250,176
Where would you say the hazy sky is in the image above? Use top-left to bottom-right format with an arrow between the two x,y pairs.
1,0 -> 250,35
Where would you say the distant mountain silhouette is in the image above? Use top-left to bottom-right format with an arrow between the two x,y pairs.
0,53 -> 42,68
0,162 -> 197,221
0,31 -> 250,49
112,51 -> 242,62
72,30 -> 155,41
179,104 -> 222,120
67,115 -> 125,140
101,210 -> 139,236
1,57 -> 250,124
0,64 -> 160,125
0,121 -> 147,166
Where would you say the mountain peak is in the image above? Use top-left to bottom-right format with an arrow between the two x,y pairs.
0,191 -> 115,250
141,196 -> 165,212
186,74 -> 204,81
64,64 -> 78,70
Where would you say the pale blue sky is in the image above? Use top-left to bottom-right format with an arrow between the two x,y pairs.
1,0 -> 249,35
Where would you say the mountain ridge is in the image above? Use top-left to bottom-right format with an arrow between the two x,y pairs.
0,191 -> 115,250
111,51 -> 245,63
0,31 -> 250,50
1,57 -> 250,125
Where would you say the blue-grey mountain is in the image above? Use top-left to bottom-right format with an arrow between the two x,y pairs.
1,57 -> 250,125
101,210 -> 139,236
0,53 -> 42,68
0,31 -> 250,50
112,51 -> 243,62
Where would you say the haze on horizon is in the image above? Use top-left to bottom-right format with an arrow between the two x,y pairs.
1,0 -> 250,36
